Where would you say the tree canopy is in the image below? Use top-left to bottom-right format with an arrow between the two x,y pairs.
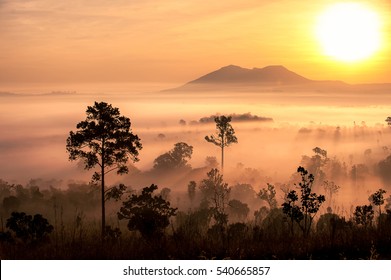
66,101 -> 142,177
118,184 -> 177,239
153,142 -> 193,171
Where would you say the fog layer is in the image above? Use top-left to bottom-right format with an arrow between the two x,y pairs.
1,85 -> 390,204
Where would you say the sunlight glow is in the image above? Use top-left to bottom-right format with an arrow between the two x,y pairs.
316,2 -> 381,62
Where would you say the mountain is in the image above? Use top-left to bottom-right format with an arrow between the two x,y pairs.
165,65 -> 352,92
189,65 -> 312,85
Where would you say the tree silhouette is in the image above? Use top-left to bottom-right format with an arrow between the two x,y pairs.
6,212 -> 53,244
322,180 -> 340,208
282,190 -> 303,235
205,115 -> 237,171
301,147 -> 328,185
199,168 -> 230,226
118,184 -> 177,239
369,188 -> 386,216
353,205 -> 374,228
258,183 -> 277,209
66,101 -> 142,239
104,183 -> 128,202
153,142 -> 193,171
378,155 -> 391,185
187,181 -> 196,206
228,199 -> 250,222
316,209 -> 348,242
313,147 -> 327,158
282,166 -> 325,236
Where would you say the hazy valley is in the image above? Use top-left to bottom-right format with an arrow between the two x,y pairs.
1,65 -> 391,259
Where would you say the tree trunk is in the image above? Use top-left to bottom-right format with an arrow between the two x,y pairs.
101,141 -> 106,242
221,145 -> 224,173
221,134 -> 225,173
101,162 -> 105,241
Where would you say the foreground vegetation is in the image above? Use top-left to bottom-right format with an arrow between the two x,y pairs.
2,220 -> 391,260
1,170 -> 391,260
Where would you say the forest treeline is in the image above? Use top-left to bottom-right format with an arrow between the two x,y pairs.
1,101 -> 391,259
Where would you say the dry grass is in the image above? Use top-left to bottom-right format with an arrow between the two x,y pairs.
1,212 -> 391,260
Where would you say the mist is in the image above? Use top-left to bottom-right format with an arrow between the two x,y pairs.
2,83 -> 391,260
1,84 -> 390,201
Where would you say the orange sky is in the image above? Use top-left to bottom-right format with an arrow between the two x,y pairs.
0,0 -> 390,85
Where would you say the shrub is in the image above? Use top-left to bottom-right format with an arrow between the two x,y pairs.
353,205 -> 374,227
5,211 -> 53,244
118,184 -> 177,239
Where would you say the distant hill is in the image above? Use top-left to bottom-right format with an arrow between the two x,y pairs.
164,65 -> 356,92
189,65 -> 312,85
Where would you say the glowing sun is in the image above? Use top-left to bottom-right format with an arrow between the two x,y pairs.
316,2 -> 381,62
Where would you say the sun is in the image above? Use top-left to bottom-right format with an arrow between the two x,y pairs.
316,2 -> 381,62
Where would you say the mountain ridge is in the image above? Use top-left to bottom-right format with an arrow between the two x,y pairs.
188,65 -> 313,85
165,64 -> 358,92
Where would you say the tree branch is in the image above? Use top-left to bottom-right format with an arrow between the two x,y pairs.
104,166 -> 119,175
